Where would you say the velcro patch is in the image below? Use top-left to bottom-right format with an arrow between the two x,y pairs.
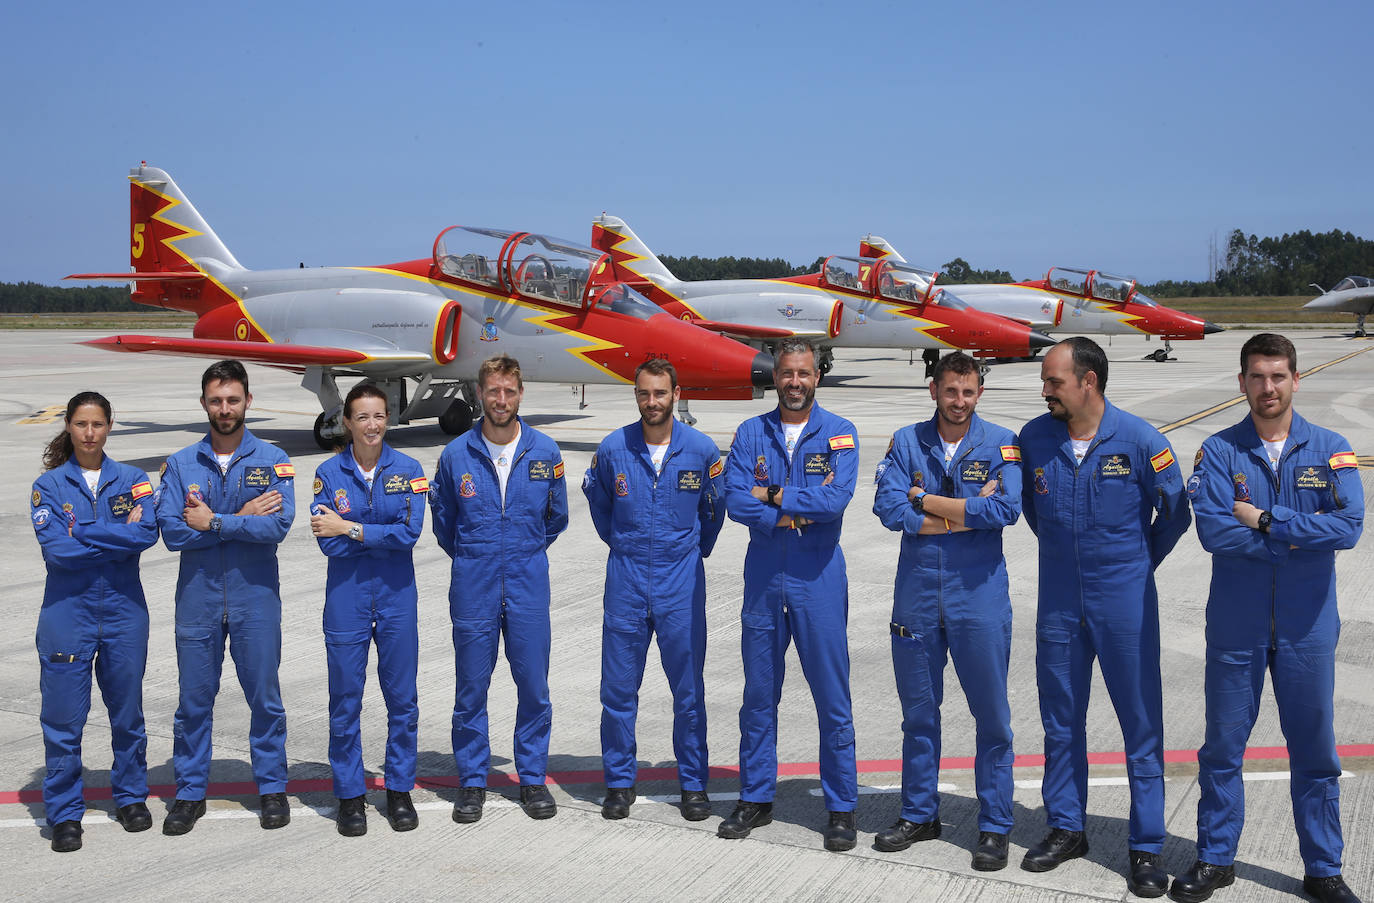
384,474 -> 410,494
1150,448 -> 1175,473
409,477 -> 430,493
1294,466 -> 1330,490
313,478 -> 324,495
708,458 -> 723,479
131,481 -> 153,499
1000,445 -> 1021,463
528,460 -> 552,481
828,434 -> 855,450
553,461 -> 564,480
1100,454 -> 1132,478
804,453 -> 831,475
274,463 -> 295,478
1329,451 -> 1357,470
678,470 -> 702,491
244,467 -> 271,488
960,459 -> 990,483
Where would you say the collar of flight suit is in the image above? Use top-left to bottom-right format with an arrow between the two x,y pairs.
914,411 -> 989,464
1233,407 -> 1312,469
57,452 -> 119,495
193,427 -> 265,471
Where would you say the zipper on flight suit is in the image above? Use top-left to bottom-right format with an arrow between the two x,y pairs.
1072,436 -> 1104,626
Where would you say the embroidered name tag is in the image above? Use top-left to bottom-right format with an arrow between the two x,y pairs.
804,453 -> 831,475
1294,466 -> 1330,490
244,467 -> 271,488
528,460 -> 552,481
1100,454 -> 1132,478
961,459 -> 990,482
107,493 -> 133,517
678,470 -> 702,491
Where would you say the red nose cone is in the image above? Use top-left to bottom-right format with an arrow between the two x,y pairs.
645,313 -> 770,392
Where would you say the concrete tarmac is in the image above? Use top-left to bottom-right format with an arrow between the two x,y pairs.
1,329 -> 1370,902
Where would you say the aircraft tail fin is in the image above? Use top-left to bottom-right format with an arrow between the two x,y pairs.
129,164 -> 242,275
591,214 -> 678,285
859,234 -> 907,262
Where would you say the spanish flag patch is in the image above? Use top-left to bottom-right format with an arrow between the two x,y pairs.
1329,451 -> 1358,470
1150,448 -> 1175,473
829,434 -> 855,451
409,477 -> 430,493
553,461 -> 565,479
131,481 -> 153,499
708,458 -> 724,479
1000,445 -> 1021,463
274,463 -> 295,478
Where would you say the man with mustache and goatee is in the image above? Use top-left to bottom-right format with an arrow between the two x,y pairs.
1017,337 -> 1190,898
583,359 -> 726,824
431,354 -> 569,825
156,359 -> 296,836
719,337 -> 860,853
1171,334 -> 1363,903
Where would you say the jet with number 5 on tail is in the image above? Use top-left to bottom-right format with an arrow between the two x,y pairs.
858,236 -> 1222,361
590,215 -> 1056,382
66,165 -> 773,447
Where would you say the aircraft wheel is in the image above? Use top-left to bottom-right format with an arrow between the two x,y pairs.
313,412 -> 338,451
1152,348 -> 1169,362
439,399 -> 473,435
1356,328 -> 1368,338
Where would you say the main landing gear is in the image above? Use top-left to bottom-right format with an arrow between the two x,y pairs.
303,367 -> 480,449
1144,340 -> 1175,362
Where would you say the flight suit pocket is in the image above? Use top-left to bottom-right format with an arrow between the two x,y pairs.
173,624 -> 222,697
891,631 -> 934,721
1204,647 -> 1258,736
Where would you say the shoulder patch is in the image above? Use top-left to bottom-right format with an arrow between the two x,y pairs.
274,463 -> 296,478
553,461 -> 564,480
31,490 -> 41,508
1193,448 -> 1204,468
1150,448 -> 1176,473
409,476 -> 430,493
313,477 -> 324,495
1329,451 -> 1358,470
885,437 -> 894,457
1000,445 -> 1021,463
829,434 -> 855,451
131,481 -> 153,500
158,461 -> 168,479
708,457 -> 724,479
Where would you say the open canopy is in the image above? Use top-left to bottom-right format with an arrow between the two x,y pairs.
434,226 -> 621,308
1044,266 -> 1155,307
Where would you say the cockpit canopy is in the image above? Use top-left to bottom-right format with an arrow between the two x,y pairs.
1045,266 -> 1154,307
821,256 -> 945,305
1333,275 -> 1374,292
434,226 -> 615,307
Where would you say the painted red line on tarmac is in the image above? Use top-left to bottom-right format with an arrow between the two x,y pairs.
4,744 -> 1372,806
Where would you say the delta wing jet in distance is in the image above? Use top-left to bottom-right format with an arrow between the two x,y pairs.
1304,276 -> 1374,336
858,236 -> 1222,361
67,165 -> 773,448
591,215 -> 1056,380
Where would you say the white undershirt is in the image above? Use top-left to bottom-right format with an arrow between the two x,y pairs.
647,442 -> 669,475
940,437 -> 961,466
483,424 -> 521,501
82,467 -> 100,496
782,420 -> 807,461
357,464 -> 377,490
1262,437 -> 1286,471
215,451 -> 233,474
1070,437 -> 1093,463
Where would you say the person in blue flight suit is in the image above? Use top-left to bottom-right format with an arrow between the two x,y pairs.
31,392 -> 159,853
310,383 -> 428,837
1171,334 -> 1365,903
1018,337 -> 1189,898
871,351 -> 1021,871
431,354 -> 569,824
719,337 -> 861,853
155,360 -> 296,836
583,359 -> 726,823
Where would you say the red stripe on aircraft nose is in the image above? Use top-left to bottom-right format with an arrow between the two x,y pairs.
3,744 -> 1371,803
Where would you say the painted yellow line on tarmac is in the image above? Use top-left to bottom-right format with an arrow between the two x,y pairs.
16,405 -> 65,424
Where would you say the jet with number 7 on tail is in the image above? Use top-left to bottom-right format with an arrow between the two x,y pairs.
66,165 -> 774,447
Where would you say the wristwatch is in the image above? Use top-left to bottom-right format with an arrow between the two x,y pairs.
348,524 -> 363,541
209,513 -> 223,533
765,485 -> 781,507
911,492 -> 925,513
1257,510 -> 1272,534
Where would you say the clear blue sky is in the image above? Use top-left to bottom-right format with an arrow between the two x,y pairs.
3,0 -> 1370,285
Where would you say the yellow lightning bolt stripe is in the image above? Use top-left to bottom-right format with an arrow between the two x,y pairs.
872,300 -> 959,348
1028,285 -> 1151,334
600,225 -> 703,319
128,175 -> 274,342
348,266 -> 631,380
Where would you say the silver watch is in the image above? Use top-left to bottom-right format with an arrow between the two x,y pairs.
348,524 -> 363,541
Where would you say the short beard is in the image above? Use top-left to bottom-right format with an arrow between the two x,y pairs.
210,415 -> 244,436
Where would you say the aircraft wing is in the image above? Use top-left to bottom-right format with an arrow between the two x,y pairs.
66,272 -> 205,282
81,334 -> 433,367
686,318 -> 799,340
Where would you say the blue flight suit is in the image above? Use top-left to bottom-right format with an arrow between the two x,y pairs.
312,444 -> 427,800
31,457 -> 158,827
583,421 -> 726,791
1018,400 -> 1190,852
872,413 -> 1021,832
431,418 -> 569,787
1188,411 -> 1364,877
725,403 -> 859,812
156,429 -> 295,799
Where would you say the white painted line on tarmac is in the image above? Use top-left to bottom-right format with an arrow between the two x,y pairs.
808,784 -> 957,797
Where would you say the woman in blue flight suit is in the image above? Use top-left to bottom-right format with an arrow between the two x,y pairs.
30,392 -> 159,852
310,383 -> 428,837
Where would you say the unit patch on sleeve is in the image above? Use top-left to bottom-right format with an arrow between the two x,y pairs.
1193,448 -> 1204,468
274,463 -> 296,478
1149,448 -> 1175,473
828,434 -> 855,451
32,490 -> 41,508
313,478 -> 324,495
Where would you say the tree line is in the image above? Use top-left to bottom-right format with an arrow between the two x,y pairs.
4,228 -> 1369,310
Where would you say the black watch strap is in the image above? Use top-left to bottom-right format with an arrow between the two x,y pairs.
1257,510 -> 1272,533
766,485 -> 781,506
911,492 -> 924,512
